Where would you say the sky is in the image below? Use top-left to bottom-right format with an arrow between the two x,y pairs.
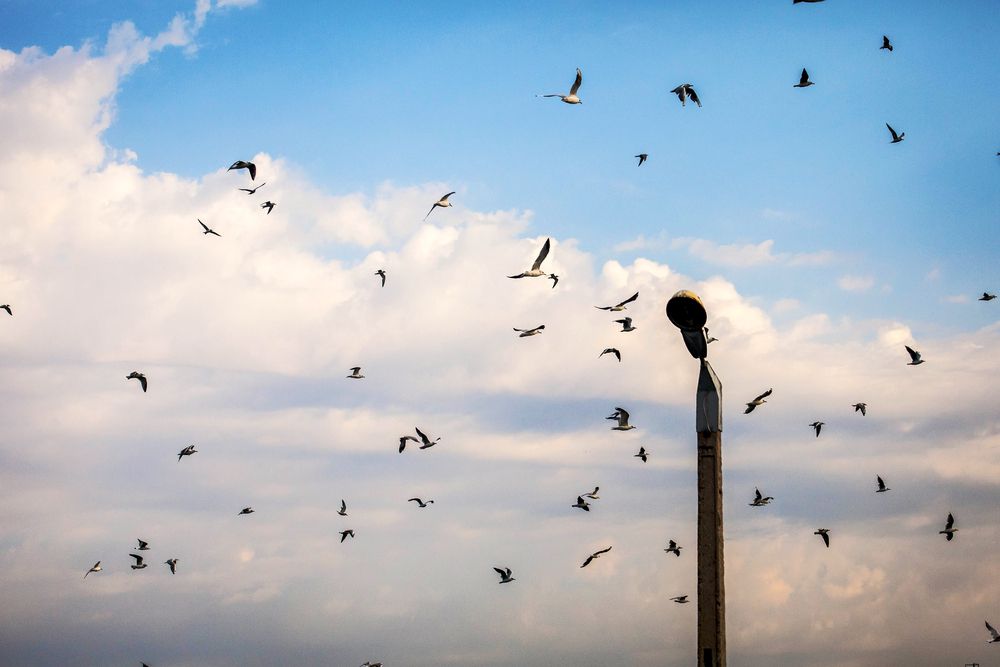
0,1 -> 999,666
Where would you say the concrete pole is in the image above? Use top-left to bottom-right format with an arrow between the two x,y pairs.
696,359 -> 725,667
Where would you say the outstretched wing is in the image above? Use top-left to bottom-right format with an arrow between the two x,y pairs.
593,546 -> 612,555
569,68 -> 582,96
987,620 -> 1000,640
905,345 -> 919,362
247,163 -> 256,180
440,192 -> 455,202
531,238 -> 551,271
138,376 -> 147,392
616,291 -> 639,308
799,69 -> 809,85
754,388 -> 773,402
415,427 -> 429,445
887,124 -> 900,141
199,219 -> 210,232
687,87 -> 701,107
945,513 -> 954,530
615,407 -> 630,422
581,555 -> 595,568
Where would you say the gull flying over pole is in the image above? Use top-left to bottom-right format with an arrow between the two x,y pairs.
537,68 -> 583,104
853,403 -> 867,416
670,84 -> 701,107
599,348 -> 621,362
881,36 -> 893,51
126,371 -> 147,393
986,621 -> 1000,643
398,435 -> 419,453
238,182 -> 266,195
424,192 -> 455,220
980,292 -> 996,301
136,539 -> 150,551
514,325 -> 545,337
814,528 -> 830,548
494,567 -> 515,583
664,540 -> 682,557
940,513 -> 958,540
165,558 -> 178,574
198,219 -> 221,237
415,427 -> 440,449
744,388 -> 772,414
130,554 -> 147,570
409,498 -> 434,507
581,546 -> 612,568
238,507 -> 254,515
905,345 -> 925,365
794,69 -> 814,87
347,367 -> 365,379
177,445 -> 197,462
508,238 -> 551,279
670,595 -> 689,604
596,291 -> 638,311
635,154 -> 648,166
228,160 -> 256,180
608,407 -> 635,431
84,561 -> 102,578
340,530 -> 355,542
338,500 -> 348,516
375,270 -> 386,287
887,124 -> 904,143
810,421 -> 824,437
614,317 -> 636,332
876,475 -> 890,493
571,496 -> 591,512
261,201 -> 276,214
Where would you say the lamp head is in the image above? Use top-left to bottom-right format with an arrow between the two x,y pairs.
666,290 -> 708,359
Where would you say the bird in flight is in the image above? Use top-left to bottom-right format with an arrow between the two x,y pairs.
608,407 -> 635,431
375,270 -> 386,287
165,558 -> 178,574
794,68 -> 814,87
986,621 -> 1000,643
582,487 -> 600,499
979,292 -> 996,301
84,561 -> 102,578
670,595 -> 689,604
599,348 -> 621,362
547,274 -> 559,288
886,124 -> 904,143
635,153 -> 648,166
670,84 -> 701,107
360,662 -> 383,667
581,546 -> 612,568
338,500 -> 347,516
940,513 -> 958,541
853,403 -> 867,416
705,328 -> 718,344
260,201 -> 276,214
0,304 -> 10,316
537,68 -> 583,104
596,291 -> 638,312
347,367 -> 365,379
198,219 -> 221,237
239,182 -> 265,195
398,435 -> 419,453
634,446 -> 648,462
615,317 -> 637,332
238,507 -> 254,515
571,496 -> 591,512
815,528 -> 830,548
749,487 -> 774,506
415,427 -> 440,449
177,445 -> 197,462
514,325 -> 545,337
409,498 -> 434,507
494,567 -> 515,583
664,540 -> 682,557
126,371 -> 147,393
340,530 -> 355,542
130,554 -> 147,570
876,475 -> 890,493
228,160 -> 256,180
880,36 -> 893,51
508,238 -> 551,279
136,539 -> 150,551
905,345 -> 925,365
810,421 -> 824,437
424,192 -> 455,220
744,388 -> 772,414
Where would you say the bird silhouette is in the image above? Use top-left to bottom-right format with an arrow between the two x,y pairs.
228,160 -> 256,180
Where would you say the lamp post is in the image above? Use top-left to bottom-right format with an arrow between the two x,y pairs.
666,291 -> 725,667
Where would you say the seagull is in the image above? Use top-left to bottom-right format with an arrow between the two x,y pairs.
398,435 -> 419,453
880,36 -> 893,51
670,595 -> 689,604
136,539 -> 150,551
130,554 -> 147,570
360,662 -> 383,667
537,68 -> 583,104
887,124 -> 904,143
608,407 -> 635,431
338,500 -> 348,516
582,487 -> 600,499
986,621 -> 1000,643
198,219 -> 221,236
165,558 -> 178,574
424,192 -> 456,220
744,389 -> 772,414
126,371 -> 147,393
409,498 -> 434,507
635,153 -> 648,166
0,305 -> 10,315
853,403 -> 867,416
635,446 -> 648,462
494,567 -> 515,583
581,546 -> 612,568
905,345 -> 925,365
84,561 -> 102,578
980,293 -> 996,301
228,160 -> 256,180
614,317 -> 637,332
415,427 -> 440,449
670,84 -> 701,107
810,421 -> 824,437
749,487 -> 774,506
794,68 -> 814,87
238,507 -> 254,515
340,530 -> 355,542
664,540 -> 682,557
599,348 -> 621,362
572,495 -> 591,512
596,291 -> 638,312
261,201 -> 276,214
507,238 -> 551,279
705,328 -> 718,344
347,367 -> 365,379
876,475 -> 890,493
177,445 -> 197,462
940,513 -> 958,541
514,325 -> 545,337
547,274 -> 559,288
375,270 -> 386,287
815,528 -> 830,548
238,182 -> 266,195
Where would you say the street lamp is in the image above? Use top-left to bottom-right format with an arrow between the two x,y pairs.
666,290 -> 725,667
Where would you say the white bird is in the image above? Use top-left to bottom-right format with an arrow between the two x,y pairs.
572,495 -> 591,512
514,325 -> 545,337
745,389 -> 772,414
84,561 -> 102,578
815,528 -> 830,548
670,595 -> 689,603
537,68 -> 583,104
749,487 -> 773,506
398,435 -> 419,453
670,84 -> 701,107
581,546 -> 612,568
424,192 -> 455,220
595,291 -> 638,311
876,475 -> 890,493
940,513 -> 958,541
608,407 -> 635,431
347,367 -> 365,379
793,68 -> 814,87
165,558 -> 178,574
408,498 -> 434,507
416,427 -> 440,449
664,540 -> 682,557
177,445 -> 197,462
853,402 -> 867,416
238,507 -> 254,515
126,371 -> 147,393
905,345 -> 924,365
810,421 -> 824,437
614,317 -> 636,332
130,554 -> 147,570
582,487 -> 600,499
986,620 -> 1000,643
635,446 -> 648,463
494,567 -> 515,583
136,539 -> 150,551
508,238 -> 551,279
340,530 -> 355,542
338,499 -> 348,516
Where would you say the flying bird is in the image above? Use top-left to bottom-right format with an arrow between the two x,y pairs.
494,567 -> 515,583
596,291 -> 638,311
228,160 -> 256,180
635,446 -> 648,463
260,201 -> 276,214
84,561 -> 102,578
375,270 -> 386,287
537,68 -> 583,104
581,546 -> 612,568
635,153 -> 648,166
705,328 -> 718,344
979,293 -> 996,301
986,621 -> 1000,643
880,36 -> 893,51
547,274 -> 559,288
664,540 -> 682,557
340,530 -> 355,542
876,475 -> 890,493
670,84 -> 701,107
415,427 -> 440,449
940,513 -> 958,541
360,662 -> 383,667
409,498 -> 434,507
599,348 -> 621,362
887,124 -> 904,143
508,238 -> 551,279
0,305 -> 9,316
749,487 -> 774,506
136,539 -> 150,551
514,325 -> 545,337
614,317 -> 637,332
424,192 -> 456,220
398,435 -> 419,453
347,367 -> 365,379
177,445 -> 197,462
608,407 -> 635,431
794,68 -> 814,87
165,558 -> 178,574
853,403 -> 867,416
815,528 -> 830,548
572,495 -> 591,512
744,389 -> 772,414
905,345 -> 925,365
197,219 -> 221,237
130,554 -> 147,570
238,507 -> 254,515
670,596 -> 689,603
238,182 -> 266,195
810,421 -> 824,437
582,487 -> 600,500
126,371 -> 147,393
338,500 -> 347,516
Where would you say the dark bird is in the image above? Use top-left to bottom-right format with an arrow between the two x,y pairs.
979,293 -> 996,301
398,435 -> 419,453
424,192 -> 455,220
408,498 -> 434,507
614,317 -> 637,332
571,495 -> 591,512
876,475 -> 890,493
547,274 -> 559,288
794,68 -> 814,88
887,124 -> 904,143
810,421 -> 824,437
228,161 -> 256,180
536,68 -> 583,104
136,539 -> 150,551
508,238 -> 551,279
238,507 -> 254,515
986,621 -> 1000,643
177,445 -> 197,462
338,499 -> 348,516
340,530 -> 355,542
0,305 -> 10,316
749,487 -> 774,506
635,153 -> 648,166
375,269 -> 386,287
84,561 -> 102,578
581,546 -> 612,568
415,427 -> 440,449
596,291 -> 638,311
238,182 -> 266,195
164,558 -> 178,574
514,325 -> 545,337
744,388 -> 772,414
261,201 -> 276,214
664,540 -> 682,557
198,219 -> 220,236
670,595 -> 689,603
126,371 -> 147,393
940,513 -> 958,541
635,446 -> 648,463
670,84 -> 701,107
494,567 -> 515,583
880,36 -> 893,51
599,348 -> 621,362
130,554 -> 147,570
905,345 -> 925,365
853,403 -> 867,416
815,528 -> 830,548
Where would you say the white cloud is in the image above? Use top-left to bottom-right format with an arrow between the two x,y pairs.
670,237 -> 839,268
772,298 -> 799,313
948,295 -> 969,303
839,275 -> 874,291
613,231 -> 667,252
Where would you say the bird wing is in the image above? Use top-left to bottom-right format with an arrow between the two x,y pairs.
199,219 -> 210,232
440,192 -> 455,202
340,500 -> 346,512
531,238 -> 551,271
139,376 -> 147,392
877,475 -> 885,489
822,532 -> 830,547
581,556 -> 594,568
423,204 -> 438,221
946,513 -> 954,529
754,488 -> 762,501
987,621 -> 1000,639
615,407 -> 630,422
247,163 -> 256,180
754,388 -> 773,402
616,291 -> 639,308
138,540 -> 147,549
130,554 -> 143,565
887,124 -> 899,141
687,87 -> 701,107
494,567 -> 507,576
799,69 -> 809,85
569,68 -> 582,96
380,272 -> 386,287
613,349 -> 621,362
594,546 -> 612,555
905,345 -> 919,361
415,427 -> 430,444
860,404 -> 866,415
408,498 -> 421,503
350,367 -> 361,373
